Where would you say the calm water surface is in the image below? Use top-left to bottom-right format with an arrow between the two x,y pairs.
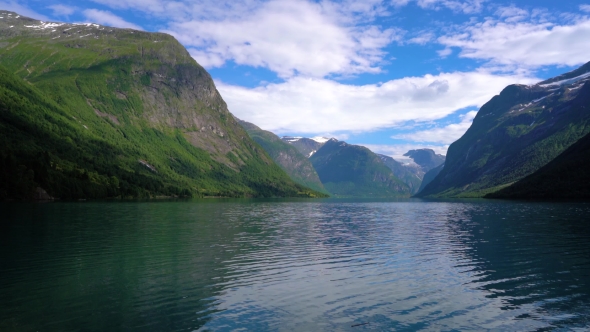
1,199 -> 590,331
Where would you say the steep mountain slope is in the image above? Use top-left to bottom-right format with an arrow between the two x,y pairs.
310,139 -> 411,197
281,136 -> 326,157
487,131 -> 590,199
418,62 -> 590,198
403,149 -> 445,173
377,154 -> 422,194
238,120 -> 328,195
416,163 -> 444,194
0,12 -> 317,199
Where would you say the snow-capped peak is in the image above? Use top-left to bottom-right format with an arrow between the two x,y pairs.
311,136 -> 330,143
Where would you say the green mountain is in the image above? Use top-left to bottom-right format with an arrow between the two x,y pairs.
487,131 -> 590,199
377,154 -> 422,194
310,139 -> 411,197
417,62 -> 590,198
0,11 -> 321,199
237,120 -> 328,195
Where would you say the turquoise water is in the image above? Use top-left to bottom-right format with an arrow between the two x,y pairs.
1,199 -> 590,331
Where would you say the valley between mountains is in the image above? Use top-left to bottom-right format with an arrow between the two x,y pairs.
1,11 -> 590,200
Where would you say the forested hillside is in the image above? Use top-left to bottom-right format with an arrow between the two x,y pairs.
0,11 -> 320,199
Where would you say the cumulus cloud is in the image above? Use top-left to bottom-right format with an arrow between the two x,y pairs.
359,143 -> 449,160
392,111 -> 477,144
407,32 -> 435,45
48,4 -> 76,17
415,0 -> 487,14
438,17 -> 590,68
495,5 -> 528,22
164,0 -> 399,77
90,0 -> 173,14
217,71 -> 535,134
83,9 -> 143,30
437,48 -> 452,57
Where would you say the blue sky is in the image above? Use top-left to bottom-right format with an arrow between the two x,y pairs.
3,0 -> 590,160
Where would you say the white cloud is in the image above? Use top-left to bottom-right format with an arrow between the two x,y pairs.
0,1 -> 48,20
407,32 -> 435,45
217,71 -> 535,134
438,18 -> 590,68
83,9 -> 143,30
580,4 -> 590,13
495,5 -> 528,22
415,0 -> 487,14
163,0 -> 399,77
359,143 -> 449,160
48,4 -> 76,17
90,0 -> 173,14
392,110 -> 477,144
391,0 -> 411,7
437,48 -> 452,57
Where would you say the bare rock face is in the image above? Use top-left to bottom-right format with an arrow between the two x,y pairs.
33,187 -> 53,200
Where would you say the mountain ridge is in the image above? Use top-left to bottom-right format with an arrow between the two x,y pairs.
417,61 -> 590,198
238,120 -> 329,195
310,139 -> 411,197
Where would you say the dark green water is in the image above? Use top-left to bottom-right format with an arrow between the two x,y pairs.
1,199 -> 590,331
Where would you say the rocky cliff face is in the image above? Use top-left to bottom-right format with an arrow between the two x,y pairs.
418,61 -> 590,198
0,11 -> 313,198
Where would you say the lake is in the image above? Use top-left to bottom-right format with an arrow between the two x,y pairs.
1,199 -> 590,331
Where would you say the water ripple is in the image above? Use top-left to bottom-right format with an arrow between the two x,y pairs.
1,200 -> 590,331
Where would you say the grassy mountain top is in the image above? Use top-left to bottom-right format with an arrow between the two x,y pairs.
0,12 -> 317,199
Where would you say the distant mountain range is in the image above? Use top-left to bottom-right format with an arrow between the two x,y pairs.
404,149 -> 445,174
238,120 -> 328,195
418,61 -> 590,198
309,139 -> 411,197
281,136 -> 329,157
376,154 -> 422,194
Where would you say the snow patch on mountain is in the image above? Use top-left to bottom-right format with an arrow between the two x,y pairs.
24,22 -> 65,30
282,136 -> 302,142
311,136 -> 330,143
539,71 -> 590,88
